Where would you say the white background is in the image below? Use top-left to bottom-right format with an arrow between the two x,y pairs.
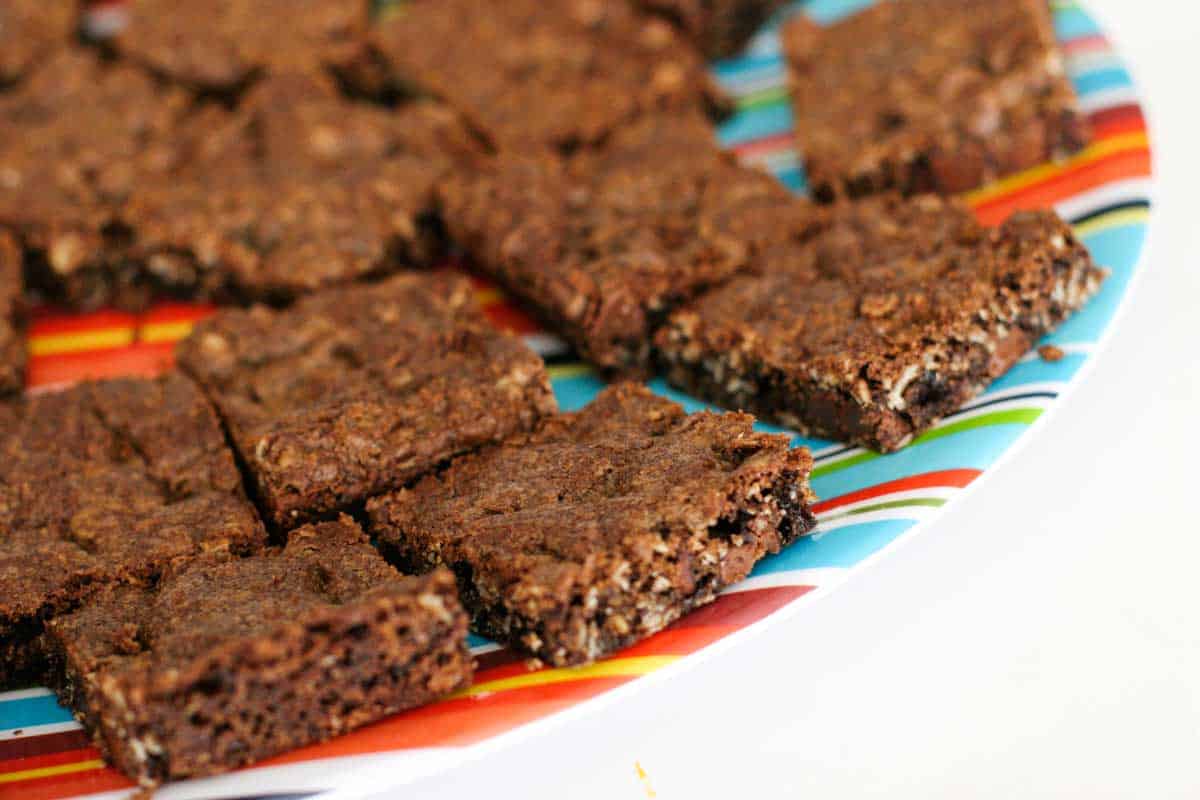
394,1 -> 1200,796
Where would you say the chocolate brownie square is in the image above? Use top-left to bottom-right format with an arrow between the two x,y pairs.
0,231 -> 24,395
783,0 -> 1091,199
634,0 -> 790,57
656,194 -> 1105,451
176,272 -> 556,530
364,0 -> 725,153
368,383 -> 816,666
112,0 -> 369,94
0,373 -> 266,687
45,516 -> 472,785
440,114 -> 806,374
0,0 -> 76,87
0,48 -> 189,310
125,72 -> 480,302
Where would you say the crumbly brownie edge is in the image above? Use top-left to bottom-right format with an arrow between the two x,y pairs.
656,234 -> 1106,452
377,451 -> 816,667
46,572 -> 472,785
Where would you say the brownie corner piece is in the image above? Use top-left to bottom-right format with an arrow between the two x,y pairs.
783,0 -> 1091,199
45,515 -> 472,785
368,382 -> 816,666
177,272 -> 556,528
0,230 -> 25,395
635,0 -> 791,58
655,195 -> 1105,452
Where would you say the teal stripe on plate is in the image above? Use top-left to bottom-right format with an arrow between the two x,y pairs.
718,104 -> 795,146
753,518 -> 916,572
0,693 -> 74,729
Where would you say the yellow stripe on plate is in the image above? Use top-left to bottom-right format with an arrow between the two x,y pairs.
454,655 -> 679,699
1073,206 -> 1151,237
28,329 -> 135,357
0,759 -> 107,784
140,320 -> 196,344
966,131 -> 1150,205
547,363 -> 594,380
474,288 -> 505,306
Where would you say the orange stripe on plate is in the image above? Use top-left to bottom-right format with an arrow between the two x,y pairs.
971,146 -> 1151,225
1,764 -> 131,800
27,309 -> 137,337
26,342 -> 175,389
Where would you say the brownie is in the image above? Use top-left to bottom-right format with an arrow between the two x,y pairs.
655,194 -> 1106,452
0,48 -> 189,310
633,0 -> 790,57
176,273 -> 557,530
0,373 -> 266,687
440,114 -> 805,375
0,231 -> 24,395
368,383 -> 816,666
112,0 -> 369,94
45,517 -> 472,786
363,0 -> 725,153
124,72 -> 480,303
782,0 -> 1091,200
0,0 -> 77,87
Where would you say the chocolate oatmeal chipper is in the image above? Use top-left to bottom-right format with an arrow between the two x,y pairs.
46,517 -> 472,786
0,374 -> 266,687
0,49 -> 188,310
783,0 -> 1091,199
369,383 -> 816,666
177,272 -> 556,529
365,0 -> 724,152
656,194 -> 1106,452
441,114 -> 805,374
126,72 -> 479,303
112,0 -> 368,93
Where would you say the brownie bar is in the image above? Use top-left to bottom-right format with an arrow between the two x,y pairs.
125,72 -> 480,303
0,373 -> 266,687
368,383 -> 816,666
0,48 -> 189,310
0,231 -> 24,394
634,0 -> 790,57
112,0 -> 369,94
783,0 -> 1091,200
177,272 -> 556,530
0,0 -> 76,87
45,517 -> 472,786
364,0 -> 725,153
656,194 -> 1106,452
440,114 -> 806,375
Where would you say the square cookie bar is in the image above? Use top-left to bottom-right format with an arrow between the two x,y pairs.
783,0 -> 1090,199
440,114 -> 806,375
176,272 -> 556,529
656,194 -> 1105,452
369,383 -> 816,666
46,517 -> 472,785
364,0 -> 724,153
0,373 -> 266,687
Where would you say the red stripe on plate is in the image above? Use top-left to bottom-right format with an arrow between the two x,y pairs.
813,469 -> 981,514
26,342 -> 175,389
0,731 -> 90,763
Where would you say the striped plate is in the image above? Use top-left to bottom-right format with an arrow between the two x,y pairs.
0,1 -> 1152,798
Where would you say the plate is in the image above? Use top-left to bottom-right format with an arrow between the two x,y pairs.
0,2 -> 1152,798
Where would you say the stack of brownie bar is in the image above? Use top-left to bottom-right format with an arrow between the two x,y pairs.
0,0 -> 1104,788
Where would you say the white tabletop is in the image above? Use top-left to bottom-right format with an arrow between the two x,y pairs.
392,2 -> 1200,796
